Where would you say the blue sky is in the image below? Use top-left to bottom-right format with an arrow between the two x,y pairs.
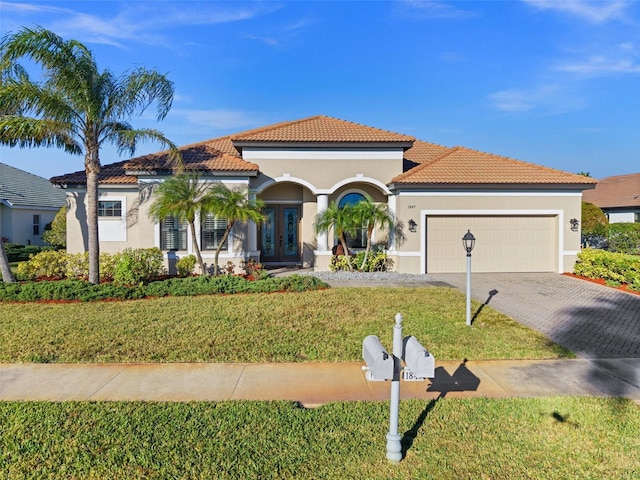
1,0 -> 639,180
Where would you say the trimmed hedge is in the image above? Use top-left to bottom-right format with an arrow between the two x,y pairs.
0,274 -> 329,303
574,248 -> 640,291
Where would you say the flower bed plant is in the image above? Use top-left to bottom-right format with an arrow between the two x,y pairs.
573,248 -> 640,291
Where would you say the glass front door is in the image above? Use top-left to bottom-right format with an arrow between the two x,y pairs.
260,205 -> 300,262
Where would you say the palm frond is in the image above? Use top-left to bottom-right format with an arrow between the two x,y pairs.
0,115 -> 81,154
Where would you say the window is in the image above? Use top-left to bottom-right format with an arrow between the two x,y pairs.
202,214 -> 227,250
635,212 -> 640,223
338,192 -> 366,249
32,214 -> 40,235
160,216 -> 188,250
98,200 -> 122,217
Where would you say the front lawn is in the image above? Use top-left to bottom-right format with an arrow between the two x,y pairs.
0,287 -> 571,363
1,398 -> 638,479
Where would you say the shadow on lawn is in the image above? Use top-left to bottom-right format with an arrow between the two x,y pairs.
401,360 -> 480,457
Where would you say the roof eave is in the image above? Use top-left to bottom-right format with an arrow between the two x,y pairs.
233,140 -> 414,150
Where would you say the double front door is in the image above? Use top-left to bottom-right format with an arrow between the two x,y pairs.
260,205 -> 300,263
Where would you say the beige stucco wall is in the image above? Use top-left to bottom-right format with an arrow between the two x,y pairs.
66,179 -> 256,273
389,191 -> 584,274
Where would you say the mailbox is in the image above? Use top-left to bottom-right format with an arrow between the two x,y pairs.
362,335 -> 395,381
402,336 -> 435,379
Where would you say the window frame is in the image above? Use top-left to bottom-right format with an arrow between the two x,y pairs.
32,214 -> 40,235
98,200 -> 123,218
160,216 -> 188,251
201,213 -> 228,251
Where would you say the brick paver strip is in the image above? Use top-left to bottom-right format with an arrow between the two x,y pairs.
430,273 -> 640,359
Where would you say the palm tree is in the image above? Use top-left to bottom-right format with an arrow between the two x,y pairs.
0,240 -> 15,282
0,27 -> 179,284
148,173 -> 215,275
208,184 -> 264,275
315,201 -> 359,271
352,195 -> 394,271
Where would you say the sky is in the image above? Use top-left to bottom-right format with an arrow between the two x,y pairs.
1,0 -> 639,180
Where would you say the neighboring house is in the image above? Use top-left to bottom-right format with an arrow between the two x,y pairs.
0,162 -> 66,246
51,116 -> 596,274
582,173 -> 640,224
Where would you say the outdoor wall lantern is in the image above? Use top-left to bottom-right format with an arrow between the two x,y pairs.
408,219 -> 417,233
462,230 -> 475,327
570,218 -> 580,232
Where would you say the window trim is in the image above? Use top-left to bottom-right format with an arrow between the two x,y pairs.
160,216 -> 188,251
98,200 -> 123,218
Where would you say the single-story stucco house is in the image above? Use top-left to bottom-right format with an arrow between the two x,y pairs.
1,162 -> 66,246
51,115 -> 597,274
582,173 -> 640,224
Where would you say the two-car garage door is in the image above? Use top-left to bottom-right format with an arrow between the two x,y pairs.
426,215 -> 557,273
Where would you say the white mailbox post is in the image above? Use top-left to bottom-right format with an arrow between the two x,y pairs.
362,313 -> 436,463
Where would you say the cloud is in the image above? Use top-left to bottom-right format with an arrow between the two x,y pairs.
556,56 -> 640,75
521,0 -> 630,23
489,85 -> 583,114
170,109 -> 264,131
1,1 -> 281,48
393,0 -> 477,20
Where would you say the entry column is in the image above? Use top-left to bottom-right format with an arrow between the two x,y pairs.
316,194 -> 329,251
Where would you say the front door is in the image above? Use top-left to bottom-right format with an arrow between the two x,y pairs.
260,205 -> 301,263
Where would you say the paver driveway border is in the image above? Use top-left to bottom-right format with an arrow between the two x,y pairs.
429,273 -> 640,360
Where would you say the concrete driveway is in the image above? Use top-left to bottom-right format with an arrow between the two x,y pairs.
429,273 -> 640,360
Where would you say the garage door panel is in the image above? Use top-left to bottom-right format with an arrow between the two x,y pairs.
426,215 -> 556,273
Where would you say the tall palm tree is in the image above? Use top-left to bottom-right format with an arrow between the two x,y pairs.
315,201 -> 359,271
148,173 -> 216,275
0,27 -> 179,284
352,195 -> 394,271
0,240 -> 15,282
208,184 -> 264,276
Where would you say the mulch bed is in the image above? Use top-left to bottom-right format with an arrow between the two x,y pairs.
562,272 -> 640,296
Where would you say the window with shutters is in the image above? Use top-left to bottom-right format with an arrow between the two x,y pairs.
160,216 -> 188,250
202,214 -> 227,250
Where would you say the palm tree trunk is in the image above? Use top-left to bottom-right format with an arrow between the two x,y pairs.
338,232 -> 353,271
0,240 -> 15,282
214,222 -> 234,276
189,221 -> 205,274
360,224 -> 373,271
85,154 -> 100,285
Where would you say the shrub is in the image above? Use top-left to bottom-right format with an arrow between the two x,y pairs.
41,206 -> 67,247
176,254 -> 197,277
330,251 -> 391,272
574,248 -> 640,288
113,248 -> 165,285
15,249 -> 68,279
4,244 -> 54,262
606,223 -> 640,255
581,202 -> 608,235
0,274 -> 329,302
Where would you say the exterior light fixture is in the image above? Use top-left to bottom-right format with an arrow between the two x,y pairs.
408,219 -> 417,233
570,218 -> 579,232
462,230 -> 475,326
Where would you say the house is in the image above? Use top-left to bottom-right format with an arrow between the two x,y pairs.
0,162 -> 66,246
582,173 -> 640,224
51,116 -> 596,274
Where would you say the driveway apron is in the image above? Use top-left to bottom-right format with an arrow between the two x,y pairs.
428,273 -> 640,360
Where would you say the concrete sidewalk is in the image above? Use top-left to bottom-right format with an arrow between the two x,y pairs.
2,359 -> 639,406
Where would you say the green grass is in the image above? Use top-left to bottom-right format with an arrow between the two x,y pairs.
0,287 -> 571,362
1,398 -> 638,479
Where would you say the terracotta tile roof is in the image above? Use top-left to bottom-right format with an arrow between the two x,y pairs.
392,146 -> 598,185
582,173 -> 640,208
50,160 -> 138,185
51,139 -> 258,185
404,140 -> 453,165
231,115 -> 415,144
125,140 -> 258,173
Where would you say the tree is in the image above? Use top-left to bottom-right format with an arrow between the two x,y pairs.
582,201 -> 608,236
42,206 -> 67,247
0,27 -> 179,284
148,173 -> 215,275
315,201 -> 359,271
208,184 -> 264,275
352,195 -> 394,271
0,238 -> 15,282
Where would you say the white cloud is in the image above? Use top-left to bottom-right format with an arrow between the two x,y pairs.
394,0 -> 477,20
170,109 -> 263,131
1,1 -> 281,48
521,0 -> 630,23
556,55 -> 640,75
489,85 -> 583,114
